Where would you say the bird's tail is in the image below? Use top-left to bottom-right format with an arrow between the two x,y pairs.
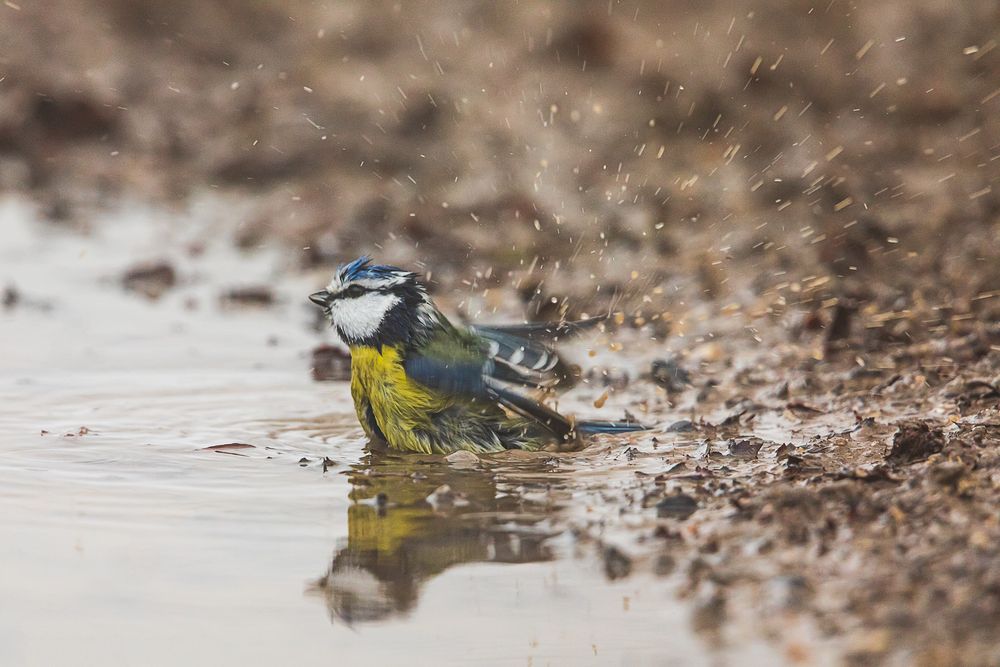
484,377 -> 648,441
576,420 -> 649,435
485,377 -> 576,440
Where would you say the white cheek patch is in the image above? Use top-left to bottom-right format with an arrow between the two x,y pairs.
329,292 -> 401,341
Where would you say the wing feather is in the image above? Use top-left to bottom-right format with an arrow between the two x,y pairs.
403,317 -> 596,399
468,326 -> 578,390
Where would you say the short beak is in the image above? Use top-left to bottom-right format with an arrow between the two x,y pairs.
309,290 -> 332,308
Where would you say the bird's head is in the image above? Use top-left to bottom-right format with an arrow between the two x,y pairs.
310,256 -> 434,346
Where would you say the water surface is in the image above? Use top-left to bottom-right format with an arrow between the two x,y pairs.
0,199 -> 764,665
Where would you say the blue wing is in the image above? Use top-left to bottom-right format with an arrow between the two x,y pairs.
404,318 -> 601,397
403,354 -> 493,399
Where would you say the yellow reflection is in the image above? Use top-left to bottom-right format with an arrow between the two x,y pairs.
311,450 -> 555,625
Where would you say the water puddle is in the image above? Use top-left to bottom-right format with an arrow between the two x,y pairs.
0,198 -> 780,665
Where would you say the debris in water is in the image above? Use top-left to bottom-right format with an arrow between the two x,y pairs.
220,286 -> 275,308
311,344 -> 352,382
885,422 -> 945,464
728,439 -> 762,458
656,493 -> 698,519
602,545 -> 632,580
2,284 -> 19,309
667,419 -> 696,433
774,443 -> 798,459
121,261 -> 176,299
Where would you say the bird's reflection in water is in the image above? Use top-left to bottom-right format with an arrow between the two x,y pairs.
312,449 -> 559,625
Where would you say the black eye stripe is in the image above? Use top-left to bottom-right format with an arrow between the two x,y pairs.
334,283 -> 399,299
342,284 -> 367,298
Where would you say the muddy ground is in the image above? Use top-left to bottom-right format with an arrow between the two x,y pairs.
3,0 -> 1000,664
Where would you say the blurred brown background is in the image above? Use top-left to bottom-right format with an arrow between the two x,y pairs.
2,0 -> 999,339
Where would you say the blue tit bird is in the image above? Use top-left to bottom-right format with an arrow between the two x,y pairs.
309,257 -> 645,454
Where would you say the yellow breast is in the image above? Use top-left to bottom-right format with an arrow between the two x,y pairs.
349,344 -> 452,452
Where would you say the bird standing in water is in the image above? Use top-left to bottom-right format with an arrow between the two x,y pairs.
309,257 -> 644,454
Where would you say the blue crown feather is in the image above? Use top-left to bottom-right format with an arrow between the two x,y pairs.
340,255 -> 374,282
339,256 -> 418,284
